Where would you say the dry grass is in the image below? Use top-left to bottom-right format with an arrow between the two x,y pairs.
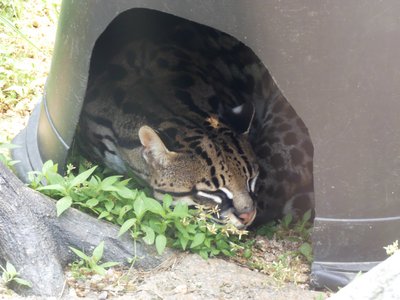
0,0 -> 59,142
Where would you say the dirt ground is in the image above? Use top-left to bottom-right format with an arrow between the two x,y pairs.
0,254 -> 326,300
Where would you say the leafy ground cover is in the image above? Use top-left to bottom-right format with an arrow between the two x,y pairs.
28,159 -> 314,295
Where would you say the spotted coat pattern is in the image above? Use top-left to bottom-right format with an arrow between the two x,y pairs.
79,18 -> 314,228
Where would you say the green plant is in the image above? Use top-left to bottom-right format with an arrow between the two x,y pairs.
0,142 -> 19,168
29,161 -> 249,259
0,0 -> 24,19
0,261 -> 32,288
69,241 -> 119,276
279,211 -> 313,262
255,221 -> 277,239
279,210 -> 312,239
256,210 -> 314,263
248,251 -> 307,284
314,293 -> 326,300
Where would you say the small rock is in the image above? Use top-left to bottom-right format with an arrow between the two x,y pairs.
98,291 -> 108,300
91,274 -> 103,283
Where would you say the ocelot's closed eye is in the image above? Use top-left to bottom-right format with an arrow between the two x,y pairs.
196,189 -> 234,209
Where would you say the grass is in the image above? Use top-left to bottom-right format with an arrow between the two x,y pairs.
0,0 -> 60,142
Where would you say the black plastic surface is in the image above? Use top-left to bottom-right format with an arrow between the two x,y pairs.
12,103 -> 43,183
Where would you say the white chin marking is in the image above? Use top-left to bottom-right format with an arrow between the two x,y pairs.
221,209 -> 247,229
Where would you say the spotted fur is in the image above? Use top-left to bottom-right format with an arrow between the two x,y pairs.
79,18 -> 314,228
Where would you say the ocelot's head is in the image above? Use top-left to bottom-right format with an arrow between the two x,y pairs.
138,103 -> 259,229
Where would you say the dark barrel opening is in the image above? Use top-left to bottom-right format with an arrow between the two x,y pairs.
77,8 -> 315,225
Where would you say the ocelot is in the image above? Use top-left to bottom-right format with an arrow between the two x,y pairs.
79,19 -> 314,229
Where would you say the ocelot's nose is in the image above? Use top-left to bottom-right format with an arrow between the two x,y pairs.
238,209 -> 257,226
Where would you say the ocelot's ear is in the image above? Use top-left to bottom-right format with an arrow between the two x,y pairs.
139,126 -> 175,166
219,102 -> 255,135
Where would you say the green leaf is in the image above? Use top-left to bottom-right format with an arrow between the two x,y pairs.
155,234 -> 167,255
302,209 -> 312,223
190,233 -> 205,249
69,166 -> 97,187
41,160 -> 56,174
299,242 -> 313,262
105,200 -> 114,211
118,205 -> 132,219
243,249 -> 253,259
6,160 -> 19,167
98,211 -> 110,219
13,277 -> 32,287
100,175 -> 122,190
101,185 -> 120,192
69,247 -> 89,261
162,194 -> 173,210
172,203 -> 189,218
186,224 -> 198,234
5,262 -> 17,276
221,249 -> 232,256
133,197 -> 146,220
144,197 -> 165,216
118,218 -> 136,237
116,187 -> 137,199
216,239 -> 229,250
148,219 -> 167,234
89,175 -> 100,186
37,184 -> 66,194
211,249 -> 220,256
174,220 -> 189,237
86,198 -> 99,207
28,171 -> 42,186
56,196 -> 72,216
282,214 -> 293,227
92,241 -> 104,263
91,265 -> 106,276
179,235 -> 189,250
46,171 -> 65,185
0,142 -> 19,150
199,250 -> 209,259
256,222 -> 277,239
2,272 -> 8,282
142,225 -> 156,245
